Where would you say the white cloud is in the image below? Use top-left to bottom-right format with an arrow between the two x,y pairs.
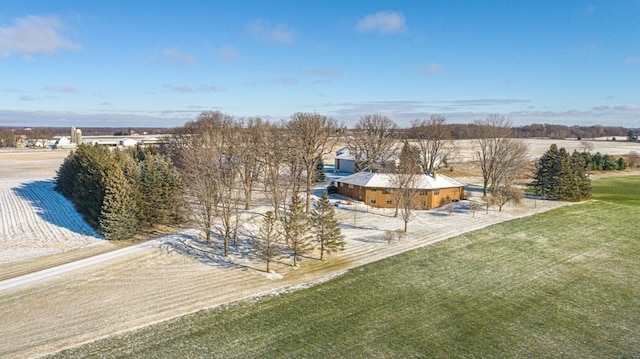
217,44 -> 240,62
307,68 -> 341,76
0,15 -> 81,58
247,19 -> 295,44
422,63 -> 445,75
162,84 -> 194,93
19,95 -> 36,101
272,77 -> 298,85
624,56 -> 640,66
162,48 -> 197,66
198,84 -> 222,92
162,84 -> 221,93
356,11 -> 407,34
43,85 -> 80,93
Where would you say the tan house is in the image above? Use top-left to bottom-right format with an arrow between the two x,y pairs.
336,172 -> 465,210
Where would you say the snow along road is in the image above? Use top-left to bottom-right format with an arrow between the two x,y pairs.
0,239 -> 161,292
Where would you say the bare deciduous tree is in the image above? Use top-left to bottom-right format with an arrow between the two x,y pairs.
256,123 -> 289,218
491,184 -> 524,211
472,114 -> 528,197
346,114 -> 398,172
235,117 -> 263,210
410,115 -> 455,174
169,112 -> 228,245
390,172 -> 421,232
286,112 -> 338,212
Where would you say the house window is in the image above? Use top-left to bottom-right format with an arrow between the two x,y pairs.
420,200 -> 426,206
386,199 -> 392,205
348,184 -> 354,189
370,198 -> 377,204
340,182 -> 343,187
371,188 -> 377,192
434,189 -> 440,195
419,189 -> 428,196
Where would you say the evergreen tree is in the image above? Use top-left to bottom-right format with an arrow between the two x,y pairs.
99,167 -> 139,240
529,144 -> 591,201
314,156 -> 326,182
569,151 -> 591,200
137,154 -> 185,228
283,195 -> 314,267
73,145 -> 115,228
617,157 -> 627,170
114,149 -> 143,222
312,192 -> 346,260
252,211 -> 284,273
397,140 -> 422,174
55,150 -> 81,198
529,144 -> 560,199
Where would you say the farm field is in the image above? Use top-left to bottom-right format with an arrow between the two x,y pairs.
47,176 -> 640,358
0,141 -> 638,358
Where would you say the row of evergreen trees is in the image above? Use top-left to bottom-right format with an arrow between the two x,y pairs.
55,144 -> 184,240
253,192 -> 346,272
579,152 -> 627,171
529,144 -> 591,201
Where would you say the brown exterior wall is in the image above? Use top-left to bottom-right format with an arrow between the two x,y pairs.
337,183 -> 464,210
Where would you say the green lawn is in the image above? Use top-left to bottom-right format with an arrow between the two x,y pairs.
50,177 -> 640,358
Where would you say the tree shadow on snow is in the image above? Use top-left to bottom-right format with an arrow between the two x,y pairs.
12,180 -> 101,238
348,235 -> 387,244
162,231 -> 260,272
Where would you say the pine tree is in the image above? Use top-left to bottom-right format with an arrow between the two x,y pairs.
99,167 -> 139,240
73,144 -> 115,228
314,156 -> 326,182
139,154 -> 185,228
397,140 -> 422,174
252,211 -> 284,273
312,192 -> 345,260
569,150 -> 591,200
283,195 -> 314,266
529,144 -> 591,201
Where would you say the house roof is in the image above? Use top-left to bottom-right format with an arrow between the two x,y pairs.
335,146 -> 350,156
335,152 -> 355,161
336,172 -> 465,190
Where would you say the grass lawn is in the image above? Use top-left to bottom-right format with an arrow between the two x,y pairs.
50,177 -> 640,358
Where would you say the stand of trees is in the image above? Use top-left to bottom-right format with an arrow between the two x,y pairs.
169,111 -> 345,263
579,152 -> 627,171
529,144 -> 591,201
55,144 -> 184,240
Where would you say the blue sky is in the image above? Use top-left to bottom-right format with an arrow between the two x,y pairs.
0,1 -> 639,128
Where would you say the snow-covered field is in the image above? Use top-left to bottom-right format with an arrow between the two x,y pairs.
0,139 -> 636,358
451,138 -> 640,162
0,150 -> 105,264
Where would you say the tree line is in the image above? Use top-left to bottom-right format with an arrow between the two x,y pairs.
53,110 -> 610,270
55,144 -> 184,240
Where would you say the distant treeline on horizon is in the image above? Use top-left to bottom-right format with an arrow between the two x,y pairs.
0,123 -> 635,143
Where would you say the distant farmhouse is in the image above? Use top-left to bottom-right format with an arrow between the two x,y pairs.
335,172 -> 465,210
